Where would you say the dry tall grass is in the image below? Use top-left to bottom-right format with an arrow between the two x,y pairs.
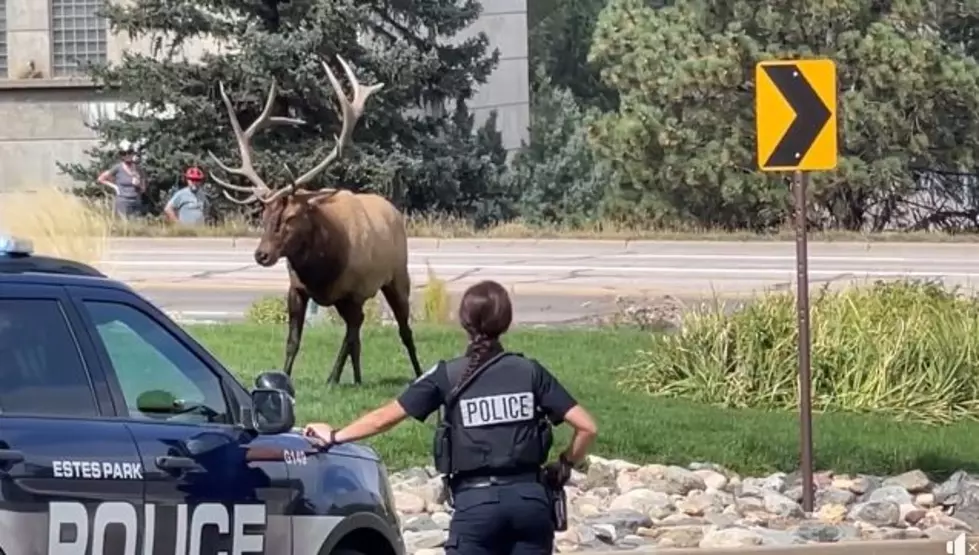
0,187 -> 111,266
102,211 -> 979,243
417,263 -> 452,324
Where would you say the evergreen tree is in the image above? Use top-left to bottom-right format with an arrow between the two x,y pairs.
588,0 -> 979,231
506,66 -> 613,226
59,0 -> 509,221
528,0 -> 617,110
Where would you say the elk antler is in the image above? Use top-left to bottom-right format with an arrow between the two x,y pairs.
207,81 -> 305,204
267,55 -> 383,200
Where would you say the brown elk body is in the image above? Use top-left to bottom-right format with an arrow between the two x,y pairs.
208,56 -> 422,385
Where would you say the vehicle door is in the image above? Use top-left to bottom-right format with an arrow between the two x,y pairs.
68,285 -> 295,555
0,284 -> 145,555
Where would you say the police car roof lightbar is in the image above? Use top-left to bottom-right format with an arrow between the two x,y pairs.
0,235 -> 34,257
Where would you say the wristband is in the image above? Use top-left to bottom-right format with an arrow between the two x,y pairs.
329,430 -> 340,445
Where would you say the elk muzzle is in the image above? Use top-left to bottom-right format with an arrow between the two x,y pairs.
254,247 -> 277,267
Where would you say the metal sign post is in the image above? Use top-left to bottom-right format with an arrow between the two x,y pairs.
756,58 -> 837,513
793,170 -> 814,513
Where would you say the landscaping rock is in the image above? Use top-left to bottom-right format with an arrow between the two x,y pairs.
849,501 -> 900,527
816,487 -> 856,507
884,469 -> 931,493
608,488 -> 673,517
387,456 -> 979,553
867,485 -> 914,505
700,527 -> 765,548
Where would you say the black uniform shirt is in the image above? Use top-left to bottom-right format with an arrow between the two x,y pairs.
397,357 -> 578,424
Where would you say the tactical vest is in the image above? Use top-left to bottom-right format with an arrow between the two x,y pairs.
432,353 -> 553,477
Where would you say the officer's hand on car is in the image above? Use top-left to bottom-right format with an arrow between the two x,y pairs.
303,423 -> 335,449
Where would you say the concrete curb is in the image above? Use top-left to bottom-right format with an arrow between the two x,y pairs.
127,280 -> 665,297
576,536 -> 968,554
106,236 -> 979,249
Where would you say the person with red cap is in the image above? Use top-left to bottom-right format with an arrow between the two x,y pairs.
164,166 -> 209,226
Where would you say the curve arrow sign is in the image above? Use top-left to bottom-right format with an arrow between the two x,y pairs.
762,64 -> 832,168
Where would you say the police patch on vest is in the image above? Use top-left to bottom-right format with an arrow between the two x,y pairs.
459,392 -> 534,427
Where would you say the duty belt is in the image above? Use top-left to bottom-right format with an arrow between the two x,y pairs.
451,471 -> 540,490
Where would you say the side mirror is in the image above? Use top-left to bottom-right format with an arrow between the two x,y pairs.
136,390 -> 178,413
250,389 -> 295,435
254,370 -> 295,398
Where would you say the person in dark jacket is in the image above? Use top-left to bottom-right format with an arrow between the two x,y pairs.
303,280 -> 598,555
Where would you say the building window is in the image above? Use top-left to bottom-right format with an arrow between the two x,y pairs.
51,0 -> 108,77
0,0 -> 8,78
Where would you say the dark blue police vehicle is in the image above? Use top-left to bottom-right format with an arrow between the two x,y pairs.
0,236 -> 405,555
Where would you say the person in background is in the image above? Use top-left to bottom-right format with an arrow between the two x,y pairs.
164,166 -> 209,226
302,280 -> 598,555
97,144 -> 146,218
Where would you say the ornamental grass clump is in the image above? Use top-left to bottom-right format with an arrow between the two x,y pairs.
0,186 -> 111,267
617,280 -> 979,425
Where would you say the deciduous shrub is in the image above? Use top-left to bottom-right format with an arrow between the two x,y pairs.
245,295 -> 384,326
243,266 -> 453,327
618,280 -> 979,425
245,295 -> 288,325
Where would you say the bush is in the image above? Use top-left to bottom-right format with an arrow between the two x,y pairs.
245,295 -> 288,325
245,294 -> 387,326
618,280 -> 979,425
245,266 -> 454,328
505,66 -> 614,227
0,186 -> 111,266
314,296 -> 385,327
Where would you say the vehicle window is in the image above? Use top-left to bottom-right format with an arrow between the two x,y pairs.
83,301 -> 231,425
0,299 -> 99,417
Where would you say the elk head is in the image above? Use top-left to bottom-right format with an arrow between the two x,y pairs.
208,56 -> 383,267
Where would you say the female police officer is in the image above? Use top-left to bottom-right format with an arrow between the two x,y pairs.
303,279 -> 598,555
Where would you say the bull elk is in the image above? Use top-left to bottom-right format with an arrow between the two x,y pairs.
207,56 -> 423,385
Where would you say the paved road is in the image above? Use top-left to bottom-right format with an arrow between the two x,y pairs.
98,237 -> 979,322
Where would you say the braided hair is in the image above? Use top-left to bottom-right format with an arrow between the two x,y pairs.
457,280 -> 513,382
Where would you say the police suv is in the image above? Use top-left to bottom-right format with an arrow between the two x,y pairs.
0,237 -> 405,555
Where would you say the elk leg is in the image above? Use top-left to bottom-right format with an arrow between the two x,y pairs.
381,283 -> 422,377
283,288 -> 309,377
327,298 -> 365,385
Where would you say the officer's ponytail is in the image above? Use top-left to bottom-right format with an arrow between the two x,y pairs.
458,280 -> 513,381
462,333 -> 501,382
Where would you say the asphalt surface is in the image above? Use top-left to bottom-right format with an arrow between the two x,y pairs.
98,237 -> 979,323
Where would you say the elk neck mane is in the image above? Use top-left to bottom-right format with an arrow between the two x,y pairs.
284,202 -> 350,293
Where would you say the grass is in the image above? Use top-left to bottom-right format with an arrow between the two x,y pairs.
0,186 -> 110,265
416,263 -> 452,324
619,280 -> 979,426
8,189 -> 978,242
36,200 -> 972,242
244,275 -> 448,327
185,323 -> 979,478
112,214 -> 979,242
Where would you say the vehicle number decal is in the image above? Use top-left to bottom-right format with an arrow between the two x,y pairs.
283,449 -> 308,466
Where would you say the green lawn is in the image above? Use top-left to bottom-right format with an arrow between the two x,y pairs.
185,323 -> 979,478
